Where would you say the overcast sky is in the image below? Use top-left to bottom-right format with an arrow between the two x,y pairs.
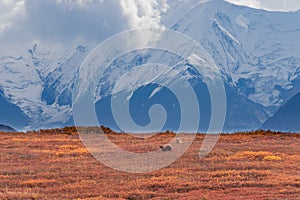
0,0 -> 299,56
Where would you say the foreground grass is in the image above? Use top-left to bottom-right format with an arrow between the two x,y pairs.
0,128 -> 299,199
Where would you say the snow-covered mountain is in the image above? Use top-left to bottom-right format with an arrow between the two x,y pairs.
91,46 -> 269,132
163,0 -> 300,108
1,0 -> 300,131
0,44 -> 88,129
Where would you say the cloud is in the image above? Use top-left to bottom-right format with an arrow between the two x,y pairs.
13,0 -> 129,44
0,0 -> 169,56
0,0 -> 114,55
226,0 -> 300,12
0,0 -> 26,33
260,0 -> 300,12
1,0 -> 299,56
120,0 -> 169,28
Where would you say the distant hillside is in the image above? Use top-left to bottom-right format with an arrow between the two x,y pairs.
0,90 -> 29,130
262,92 -> 300,132
0,124 -> 16,132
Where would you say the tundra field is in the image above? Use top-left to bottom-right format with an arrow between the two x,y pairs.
0,127 -> 299,200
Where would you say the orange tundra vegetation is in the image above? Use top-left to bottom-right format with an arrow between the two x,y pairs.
0,127 -> 299,199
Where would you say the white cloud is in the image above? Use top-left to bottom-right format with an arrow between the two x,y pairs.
0,0 -> 117,55
119,0 -> 169,28
0,0 -> 26,33
0,0 -> 170,56
226,0 -> 300,12
260,0 -> 300,12
0,0 -> 299,57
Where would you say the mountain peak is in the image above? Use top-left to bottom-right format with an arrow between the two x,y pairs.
28,44 -> 38,56
76,45 -> 86,53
